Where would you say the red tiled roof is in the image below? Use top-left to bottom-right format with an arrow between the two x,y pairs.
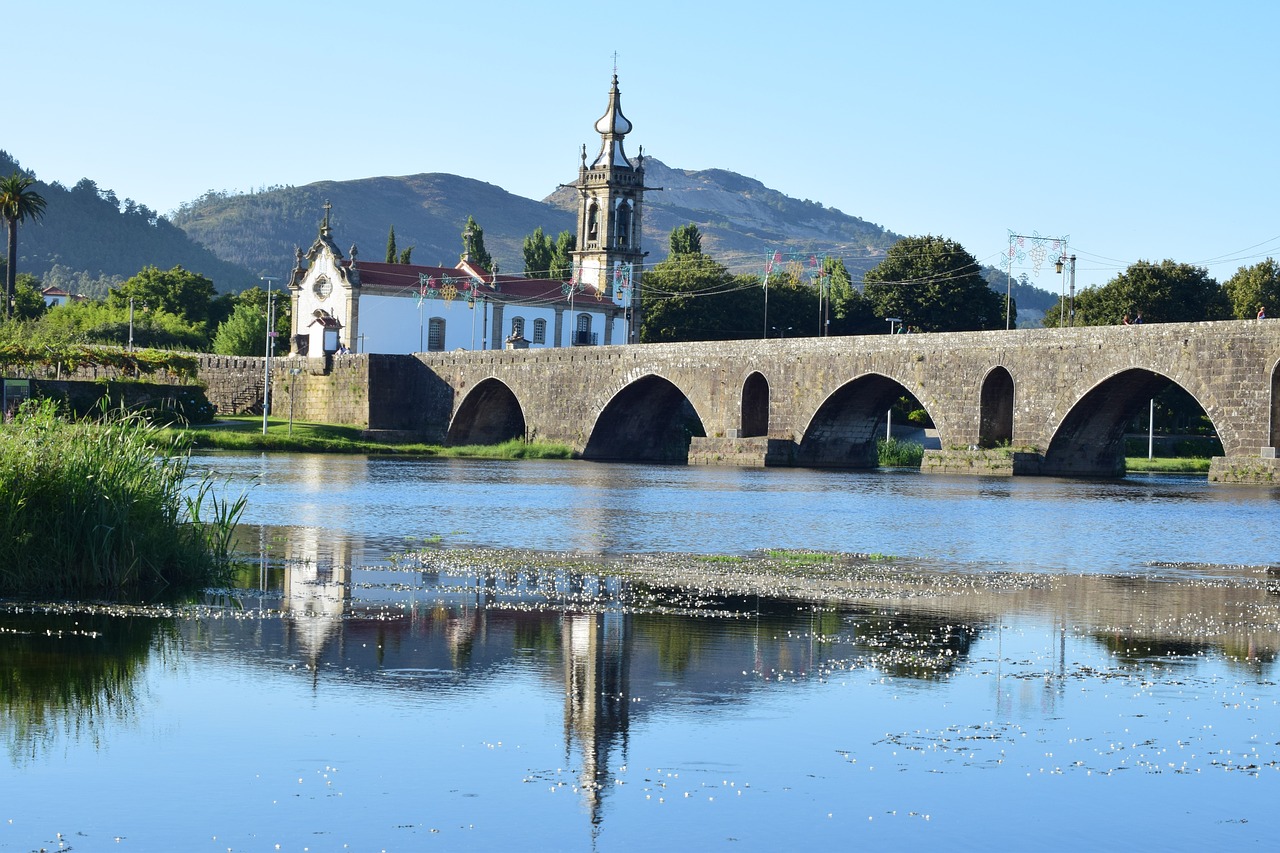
346,260 -> 609,309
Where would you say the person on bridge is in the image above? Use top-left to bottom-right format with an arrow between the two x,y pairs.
1259,305 -> 1267,320
1122,313 -> 1132,325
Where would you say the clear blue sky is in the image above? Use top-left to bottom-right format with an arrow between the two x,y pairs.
8,1 -> 1278,289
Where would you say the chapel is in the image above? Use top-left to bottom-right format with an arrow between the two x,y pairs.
286,74 -> 647,357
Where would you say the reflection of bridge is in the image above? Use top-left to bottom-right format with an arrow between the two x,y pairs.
275,320 -> 1280,482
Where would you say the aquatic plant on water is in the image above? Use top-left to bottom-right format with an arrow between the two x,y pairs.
877,436 -> 925,467
0,401 -> 245,597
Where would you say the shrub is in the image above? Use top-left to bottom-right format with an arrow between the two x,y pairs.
0,401 -> 242,597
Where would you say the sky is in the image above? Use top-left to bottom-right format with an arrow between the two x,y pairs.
7,0 -> 1279,290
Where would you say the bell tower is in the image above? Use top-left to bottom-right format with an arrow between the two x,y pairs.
571,74 -> 647,343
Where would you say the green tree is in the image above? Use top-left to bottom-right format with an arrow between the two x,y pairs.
862,235 -> 1006,332
642,253 -> 769,342
211,302 -> 268,355
0,172 -> 47,319
549,230 -> 575,280
13,273 -> 47,321
461,215 -> 494,271
385,226 -> 397,264
399,247 -> 413,265
522,227 -> 553,278
669,223 -> 703,256
1042,259 -> 1229,327
108,265 -> 218,329
229,285 -> 291,341
1222,258 -> 1280,319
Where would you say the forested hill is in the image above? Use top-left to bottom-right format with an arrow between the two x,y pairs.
3,147 -> 1058,315
0,151 -> 257,293
172,156 -> 1055,314
171,173 -> 573,279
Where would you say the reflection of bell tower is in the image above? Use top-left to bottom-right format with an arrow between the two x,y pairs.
571,74 -> 648,344
563,611 -> 631,829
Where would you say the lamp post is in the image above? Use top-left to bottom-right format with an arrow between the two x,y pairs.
1054,254 -> 1078,326
261,275 -> 278,436
886,317 -> 901,335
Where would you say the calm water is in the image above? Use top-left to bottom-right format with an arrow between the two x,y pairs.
3,455 -> 1280,852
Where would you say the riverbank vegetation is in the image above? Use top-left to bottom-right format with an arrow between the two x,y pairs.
877,436 -> 925,467
177,415 -> 576,459
0,402 -> 242,597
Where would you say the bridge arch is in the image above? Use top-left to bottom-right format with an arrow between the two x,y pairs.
796,373 -> 938,468
583,374 -> 707,462
741,371 -> 769,437
446,378 -> 526,445
1041,368 -> 1218,477
1272,359 -> 1280,449
979,366 -> 1014,448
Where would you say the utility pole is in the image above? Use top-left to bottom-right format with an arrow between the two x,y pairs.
261,275 -> 278,436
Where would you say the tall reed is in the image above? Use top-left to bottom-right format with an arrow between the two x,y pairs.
0,401 -> 243,597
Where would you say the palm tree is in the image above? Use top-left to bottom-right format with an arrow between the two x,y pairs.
0,172 -> 48,319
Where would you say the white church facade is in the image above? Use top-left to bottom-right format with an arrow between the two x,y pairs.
286,74 -> 648,357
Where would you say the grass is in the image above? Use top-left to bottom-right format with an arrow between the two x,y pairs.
1125,456 -> 1213,473
877,437 -> 924,467
766,549 -> 838,564
175,415 -> 575,459
0,401 -> 244,597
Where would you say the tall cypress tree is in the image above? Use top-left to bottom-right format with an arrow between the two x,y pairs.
385,226 -> 397,263
461,215 -> 493,271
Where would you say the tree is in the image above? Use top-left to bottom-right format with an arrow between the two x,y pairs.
385,226 -> 398,264
461,215 -> 493,271
211,301 -> 268,355
522,227 -> 552,278
229,285 -> 291,341
549,230 -> 575,280
669,223 -> 703,256
399,247 -> 413,265
12,273 -> 47,321
108,265 -> 218,328
1223,258 -> 1280,319
862,235 -> 1005,332
1042,259 -> 1229,327
0,172 -> 47,319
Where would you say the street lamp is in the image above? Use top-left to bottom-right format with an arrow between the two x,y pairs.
261,275 -> 279,436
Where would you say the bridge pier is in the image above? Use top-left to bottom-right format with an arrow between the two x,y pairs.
687,436 -> 797,467
1208,453 -> 1280,484
921,448 -> 1043,476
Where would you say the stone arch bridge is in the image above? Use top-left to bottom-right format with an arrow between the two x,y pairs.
277,320 -> 1280,483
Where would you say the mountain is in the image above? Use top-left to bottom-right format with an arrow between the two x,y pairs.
171,173 -> 573,279
2,146 -> 1058,315
170,156 -> 905,284
0,150 -> 258,293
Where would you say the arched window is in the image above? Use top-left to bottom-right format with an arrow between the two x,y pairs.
427,317 -> 446,351
510,317 -> 525,339
575,313 -> 593,346
532,318 -> 547,344
615,201 -> 632,247
587,202 -> 599,244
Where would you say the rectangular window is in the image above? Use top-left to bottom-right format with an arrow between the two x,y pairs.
511,317 -> 525,338
427,318 -> 445,351
532,318 -> 547,344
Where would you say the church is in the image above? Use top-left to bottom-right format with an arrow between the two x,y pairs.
286,74 -> 648,356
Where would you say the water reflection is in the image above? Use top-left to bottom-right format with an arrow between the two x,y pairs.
0,608 -> 169,763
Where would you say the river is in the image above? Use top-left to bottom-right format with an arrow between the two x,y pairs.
2,454 -> 1278,851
